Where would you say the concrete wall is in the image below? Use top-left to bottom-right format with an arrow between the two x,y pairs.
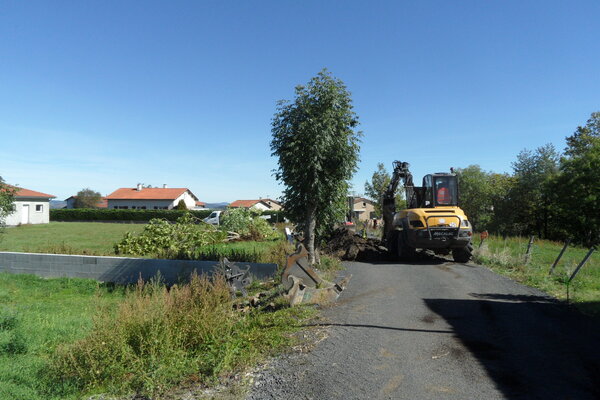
5,198 -> 50,226
0,252 -> 277,285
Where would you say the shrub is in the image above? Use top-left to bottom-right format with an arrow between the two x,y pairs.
47,274 -> 312,397
50,209 -> 212,222
221,208 -> 279,240
114,213 -> 226,258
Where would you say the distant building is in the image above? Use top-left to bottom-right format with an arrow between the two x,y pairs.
194,201 -> 207,210
106,184 -> 201,210
229,198 -> 282,211
349,197 -> 377,222
4,186 -> 55,226
64,196 -> 108,209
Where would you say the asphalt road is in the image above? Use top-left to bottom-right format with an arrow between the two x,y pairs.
247,259 -> 600,400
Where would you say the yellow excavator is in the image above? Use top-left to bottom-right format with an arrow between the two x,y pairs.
382,161 -> 473,262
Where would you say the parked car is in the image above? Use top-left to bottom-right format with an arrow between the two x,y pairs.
203,210 -> 222,225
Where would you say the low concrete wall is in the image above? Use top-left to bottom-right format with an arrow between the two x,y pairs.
0,252 -> 277,285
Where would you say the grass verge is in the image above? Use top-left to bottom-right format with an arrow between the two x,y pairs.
0,222 -> 146,255
0,272 -> 315,399
472,234 -> 600,315
0,273 -> 126,400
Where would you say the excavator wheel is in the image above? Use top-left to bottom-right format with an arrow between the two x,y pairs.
452,243 -> 473,263
396,229 -> 416,260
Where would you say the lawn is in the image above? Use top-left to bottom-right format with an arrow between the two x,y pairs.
0,222 -> 146,255
0,273 -> 125,400
472,234 -> 600,315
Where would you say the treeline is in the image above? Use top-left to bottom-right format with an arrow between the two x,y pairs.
457,111 -> 600,246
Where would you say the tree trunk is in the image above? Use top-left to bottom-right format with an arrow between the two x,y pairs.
304,206 -> 317,265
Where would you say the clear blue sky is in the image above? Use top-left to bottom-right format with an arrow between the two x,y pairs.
1,1 -> 599,202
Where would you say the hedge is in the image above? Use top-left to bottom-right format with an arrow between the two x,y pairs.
50,209 -> 213,222
50,209 -> 285,223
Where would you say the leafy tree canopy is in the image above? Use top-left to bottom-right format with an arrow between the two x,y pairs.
271,69 -> 361,263
0,177 -> 17,237
74,188 -> 102,209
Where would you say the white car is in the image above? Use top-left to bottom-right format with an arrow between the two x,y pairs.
203,210 -> 222,225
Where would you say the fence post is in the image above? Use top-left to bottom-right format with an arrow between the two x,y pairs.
549,239 -> 570,275
525,235 -> 535,262
569,248 -> 596,283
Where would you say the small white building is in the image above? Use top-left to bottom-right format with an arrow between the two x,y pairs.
4,187 -> 55,226
106,184 -> 202,210
228,199 -> 283,211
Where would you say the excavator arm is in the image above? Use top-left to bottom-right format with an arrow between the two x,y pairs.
382,161 -> 413,243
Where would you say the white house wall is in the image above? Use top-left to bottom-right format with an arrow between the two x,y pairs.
5,199 -> 50,226
107,199 -> 174,209
179,192 -> 198,209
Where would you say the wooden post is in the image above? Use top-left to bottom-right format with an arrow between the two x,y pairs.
525,235 -> 535,262
569,248 -> 596,283
549,239 -> 570,275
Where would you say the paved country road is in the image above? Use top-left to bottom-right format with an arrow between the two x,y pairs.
247,260 -> 600,400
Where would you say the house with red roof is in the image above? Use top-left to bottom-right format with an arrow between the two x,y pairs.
4,186 -> 56,226
106,184 -> 201,210
228,198 -> 282,211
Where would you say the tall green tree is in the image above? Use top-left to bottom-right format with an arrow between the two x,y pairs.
364,163 -> 406,217
508,144 -> 560,238
551,112 -> 600,246
74,188 -> 102,209
271,69 -> 361,264
455,165 -> 494,230
364,163 -> 391,217
0,177 -> 17,238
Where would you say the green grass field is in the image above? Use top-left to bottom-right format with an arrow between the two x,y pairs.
0,222 -> 146,255
0,273 -> 125,400
473,234 -> 600,315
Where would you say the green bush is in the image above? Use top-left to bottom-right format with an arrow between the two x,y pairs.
221,208 -> 279,240
114,213 -> 226,259
47,274 -> 312,397
50,209 -> 212,222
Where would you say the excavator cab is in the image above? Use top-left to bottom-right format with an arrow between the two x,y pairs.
423,174 -> 459,207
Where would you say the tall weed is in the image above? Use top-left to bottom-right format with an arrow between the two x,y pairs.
48,274 -> 310,397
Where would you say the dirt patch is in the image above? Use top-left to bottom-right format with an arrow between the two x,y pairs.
322,228 -> 388,262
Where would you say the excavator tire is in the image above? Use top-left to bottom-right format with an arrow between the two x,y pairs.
452,243 -> 473,263
397,228 -> 416,260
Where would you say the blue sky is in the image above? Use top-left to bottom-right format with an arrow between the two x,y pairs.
1,1 -> 599,202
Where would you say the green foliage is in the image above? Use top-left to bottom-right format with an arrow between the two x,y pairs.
364,162 -> 408,216
0,177 -> 17,237
550,112 -> 600,246
271,69 -> 361,262
455,166 -> 513,231
221,208 -> 279,240
47,275 -> 314,398
176,199 -> 188,210
73,188 -> 102,209
114,213 -> 227,258
51,208 -> 212,222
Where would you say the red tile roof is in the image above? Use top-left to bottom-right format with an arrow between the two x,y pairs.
8,186 -> 56,199
106,187 -> 196,201
229,200 -> 270,208
195,201 -> 206,206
